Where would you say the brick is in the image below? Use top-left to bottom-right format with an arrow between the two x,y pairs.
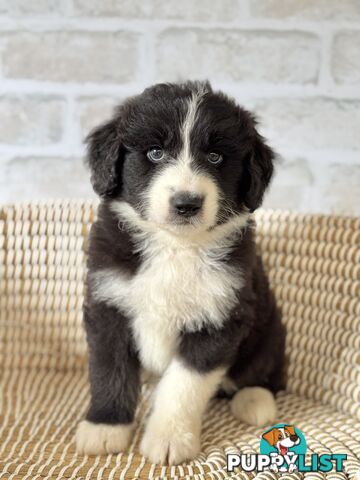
0,157 -> 95,203
254,97 -> 360,150
150,0 -> 242,22
263,157 -> 313,211
155,29 -> 320,84
318,163 -> 360,216
264,157 -> 360,215
76,97 -> 120,139
72,0 -> 242,21
250,0 -> 360,20
332,32 -> 360,85
71,0 -> 148,17
2,32 -> 138,83
0,0 -> 65,15
0,96 -> 64,145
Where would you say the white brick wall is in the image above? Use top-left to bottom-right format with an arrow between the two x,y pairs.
0,0 -> 359,215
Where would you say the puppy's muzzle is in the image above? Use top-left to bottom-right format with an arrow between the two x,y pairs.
171,191 -> 203,218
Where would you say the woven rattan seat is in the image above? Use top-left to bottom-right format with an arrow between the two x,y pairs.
1,201 -> 359,479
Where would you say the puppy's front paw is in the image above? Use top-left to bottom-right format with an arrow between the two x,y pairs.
76,420 -> 133,455
230,387 -> 277,427
140,414 -> 200,464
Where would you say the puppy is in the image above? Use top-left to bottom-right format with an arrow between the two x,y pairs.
262,425 -> 300,456
76,81 -> 286,464
262,425 -> 300,472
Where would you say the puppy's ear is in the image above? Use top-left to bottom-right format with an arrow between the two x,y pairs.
262,428 -> 276,446
242,132 -> 275,213
285,425 -> 296,436
86,118 -> 123,198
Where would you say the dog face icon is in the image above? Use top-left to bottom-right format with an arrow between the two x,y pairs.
262,425 -> 300,456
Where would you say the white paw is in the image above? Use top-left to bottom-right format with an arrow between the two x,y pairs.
76,420 -> 133,455
230,387 -> 277,427
140,413 -> 200,465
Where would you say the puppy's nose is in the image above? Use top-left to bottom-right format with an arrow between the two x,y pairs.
171,192 -> 203,217
290,435 -> 298,442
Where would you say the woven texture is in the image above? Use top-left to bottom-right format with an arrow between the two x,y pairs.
0,201 -> 359,480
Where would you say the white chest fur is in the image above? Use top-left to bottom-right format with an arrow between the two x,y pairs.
92,231 -> 244,375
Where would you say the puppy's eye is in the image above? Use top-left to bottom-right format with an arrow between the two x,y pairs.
278,434 -> 283,440
147,146 -> 164,162
208,152 -> 223,165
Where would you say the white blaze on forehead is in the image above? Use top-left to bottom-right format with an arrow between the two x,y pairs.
146,87 -> 221,230
180,90 -> 204,165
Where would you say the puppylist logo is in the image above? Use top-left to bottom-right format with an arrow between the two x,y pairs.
227,423 -> 347,474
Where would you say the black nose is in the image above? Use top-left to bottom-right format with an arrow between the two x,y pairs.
171,192 -> 203,217
290,435 -> 298,442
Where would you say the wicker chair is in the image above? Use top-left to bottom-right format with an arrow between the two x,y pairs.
0,201 -> 359,480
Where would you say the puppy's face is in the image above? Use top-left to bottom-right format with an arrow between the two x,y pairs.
87,81 -> 275,234
262,425 -> 300,453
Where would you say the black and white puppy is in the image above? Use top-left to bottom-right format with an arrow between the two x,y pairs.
76,81 -> 286,464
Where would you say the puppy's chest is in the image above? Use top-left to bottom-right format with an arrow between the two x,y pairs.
128,244 -> 242,373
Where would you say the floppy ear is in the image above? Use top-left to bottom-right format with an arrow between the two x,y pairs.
285,425 -> 296,436
242,132 -> 275,213
86,118 -> 123,198
262,428 -> 276,446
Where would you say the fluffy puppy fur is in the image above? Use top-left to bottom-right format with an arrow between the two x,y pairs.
76,81 -> 286,464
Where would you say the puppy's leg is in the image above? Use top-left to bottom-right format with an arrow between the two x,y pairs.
228,287 -> 284,427
230,386 -> 277,427
140,325 -> 239,465
140,358 -> 224,465
76,303 -> 140,455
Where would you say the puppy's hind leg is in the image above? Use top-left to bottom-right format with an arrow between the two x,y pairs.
230,386 -> 277,427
